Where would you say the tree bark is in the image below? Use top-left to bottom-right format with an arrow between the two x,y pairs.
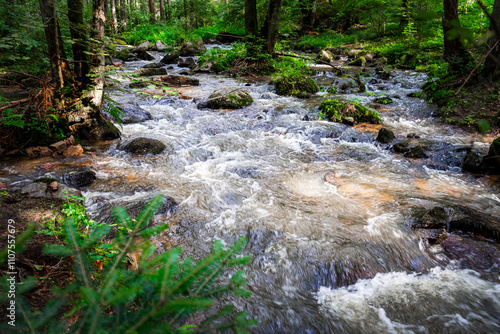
484,0 -> 500,79
442,0 -> 472,72
299,0 -> 314,34
399,0 -> 409,31
120,0 -> 127,29
245,0 -> 257,38
67,0 -> 90,89
260,0 -> 283,55
159,0 -> 165,22
110,0 -> 118,33
39,0 -> 70,92
90,0 -> 106,109
148,0 -> 156,23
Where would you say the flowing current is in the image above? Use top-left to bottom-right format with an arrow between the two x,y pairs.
3,52 -> 500,333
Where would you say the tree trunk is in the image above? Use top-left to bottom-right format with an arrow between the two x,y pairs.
442,0 -> 472,73
484,0 -> 500,79
39,0 -> 70,93
299,0 -> 314,34
245,0 -> 257,38
104,0 -> 108,17
148,0 -> 155,23
399,0 -> 409,31
110,0 -> 118,33
120,0 -> 127,29
67,0 -> 90,89
260,0 -> 283,55
159,0 -> 165,21
90,0 -> 106,109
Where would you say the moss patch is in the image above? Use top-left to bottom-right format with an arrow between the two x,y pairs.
319,99 -> 382,124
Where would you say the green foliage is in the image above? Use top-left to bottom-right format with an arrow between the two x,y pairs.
199,42 -> 246,71
0,194 -> 256,333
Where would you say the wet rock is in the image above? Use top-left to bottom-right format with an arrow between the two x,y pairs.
156,75 -> 199,86
449,206 -> 500,241
134,68 -> 167,76
160,52 -> 180,64
481,137 -> 500,174
142,62 -> 165,69
413,207 -> 448,229
376,128 -> 395,143
178,40 -> 206,56
318,49 -> 334,62
407,133 -> 420,138
342,117 -> 355,126
393,139 -> 427,158
63,170 -> 97,188
49,140 -> 67,153
193,61 -> 222,73
260,92 -> 279,100
136,50 -> 155,61
21,182 -> 48,198
349,56 -> 366,67
115,103 -> 153,124
274,75 -> 318,97
48,181 -> 58,192
416,228 -> 447,245
178,57 -> 196,68
134,41 -> 152,52
62,145 -> 84,157
198,88 -> 253,109
0,182 -> 7,190
319,99 -> 382,125
152,40 -> 170,52
441,235 -> 500,270
330,77 -> 363,94
49,183 -> 82,200
25,146 -> 53,158
123,137 -> 167,155
462,150 -> 487,174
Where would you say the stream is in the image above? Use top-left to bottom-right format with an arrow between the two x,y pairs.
2,49 -> 500,333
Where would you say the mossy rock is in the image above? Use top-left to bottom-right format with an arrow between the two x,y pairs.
319,99 -> 382,125
349,56 -> 366,67
274,75 -> 319,98
374,96 -> 394,104
134,68 -> 167,77
198,88 -> 253,109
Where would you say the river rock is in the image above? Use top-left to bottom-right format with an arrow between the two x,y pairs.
48,181 -> 58,192
376,128 -> 395,143
481,137 -> 500,174
416,228 -> 447,245
49,183 -> 82,200
160,52 -> 180,64
21,182 -> 48,198
319,49 -> 335,62
49,140 -> 67,153
461,150 -> 486,174
178,57 -> 196,68
25,146 -> 53,158
198,88 -> 253,109
142,62 -> 165,69
134,68 -> 167,76
179,40 -> 206,56
156,75 -> 199,86
193,61 -> 222,73
393,139 -> 427,158
349,56 -> 367,67
330,77 -> 363,94
134,41 -> 152,52
441,235 -> 500,270
117,104 -> 153,124
413,207 -> 448,229
63,170 -> 97,188
449,206 -> 500,241
319,99 -> 382,124
136,50 -> 155,61
123,138 -> 167,155
260,92 -> 279,100
274,75 -> 319,98
62,145 -> 84,157
152,40 -> 170,52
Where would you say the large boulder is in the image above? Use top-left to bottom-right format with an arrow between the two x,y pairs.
274,75 -> 319,98
63,170 -> 97,188
178,40 -> 206,56
116,104 -> 153,124
67,110 -> 120,141
319,99 -> 382,125
156,75 -> 199,86
198,88 -> 253,109
160,52 -> 180,64
123,138 -> 167,155
134,68 -> 167,76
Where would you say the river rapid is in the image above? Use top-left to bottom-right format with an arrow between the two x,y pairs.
2,50 -> 500,333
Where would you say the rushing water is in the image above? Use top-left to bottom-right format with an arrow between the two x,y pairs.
2,52 -> 500,333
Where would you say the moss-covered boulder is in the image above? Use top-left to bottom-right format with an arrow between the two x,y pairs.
376,128 -> 395,143
274,75 -> 319,98
123,138 -> 166,155
198,88 -> 253,109
179,40 -> 206,56
318,99 -> 382,125
349,56 -> 367,67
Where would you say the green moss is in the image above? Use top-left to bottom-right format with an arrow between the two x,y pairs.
319,99 -> 382,124
275,75 -> 319,98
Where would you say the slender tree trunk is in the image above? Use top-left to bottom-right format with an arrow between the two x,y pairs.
159,0 -> 165,21
245,0 -> 257,37
260,0 -> 283,55
299,0 -> 314,34
442,0 -> 472,72
110,0 -> 118,33
484,0 -> 500,79
67,0 -> 90,89
90,0 -> 106,109
148,0 -> 155,23
399,0 -> 409,31
104,0 -> 108,18
120,0 -> 127,29
39,0 -> 70,92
